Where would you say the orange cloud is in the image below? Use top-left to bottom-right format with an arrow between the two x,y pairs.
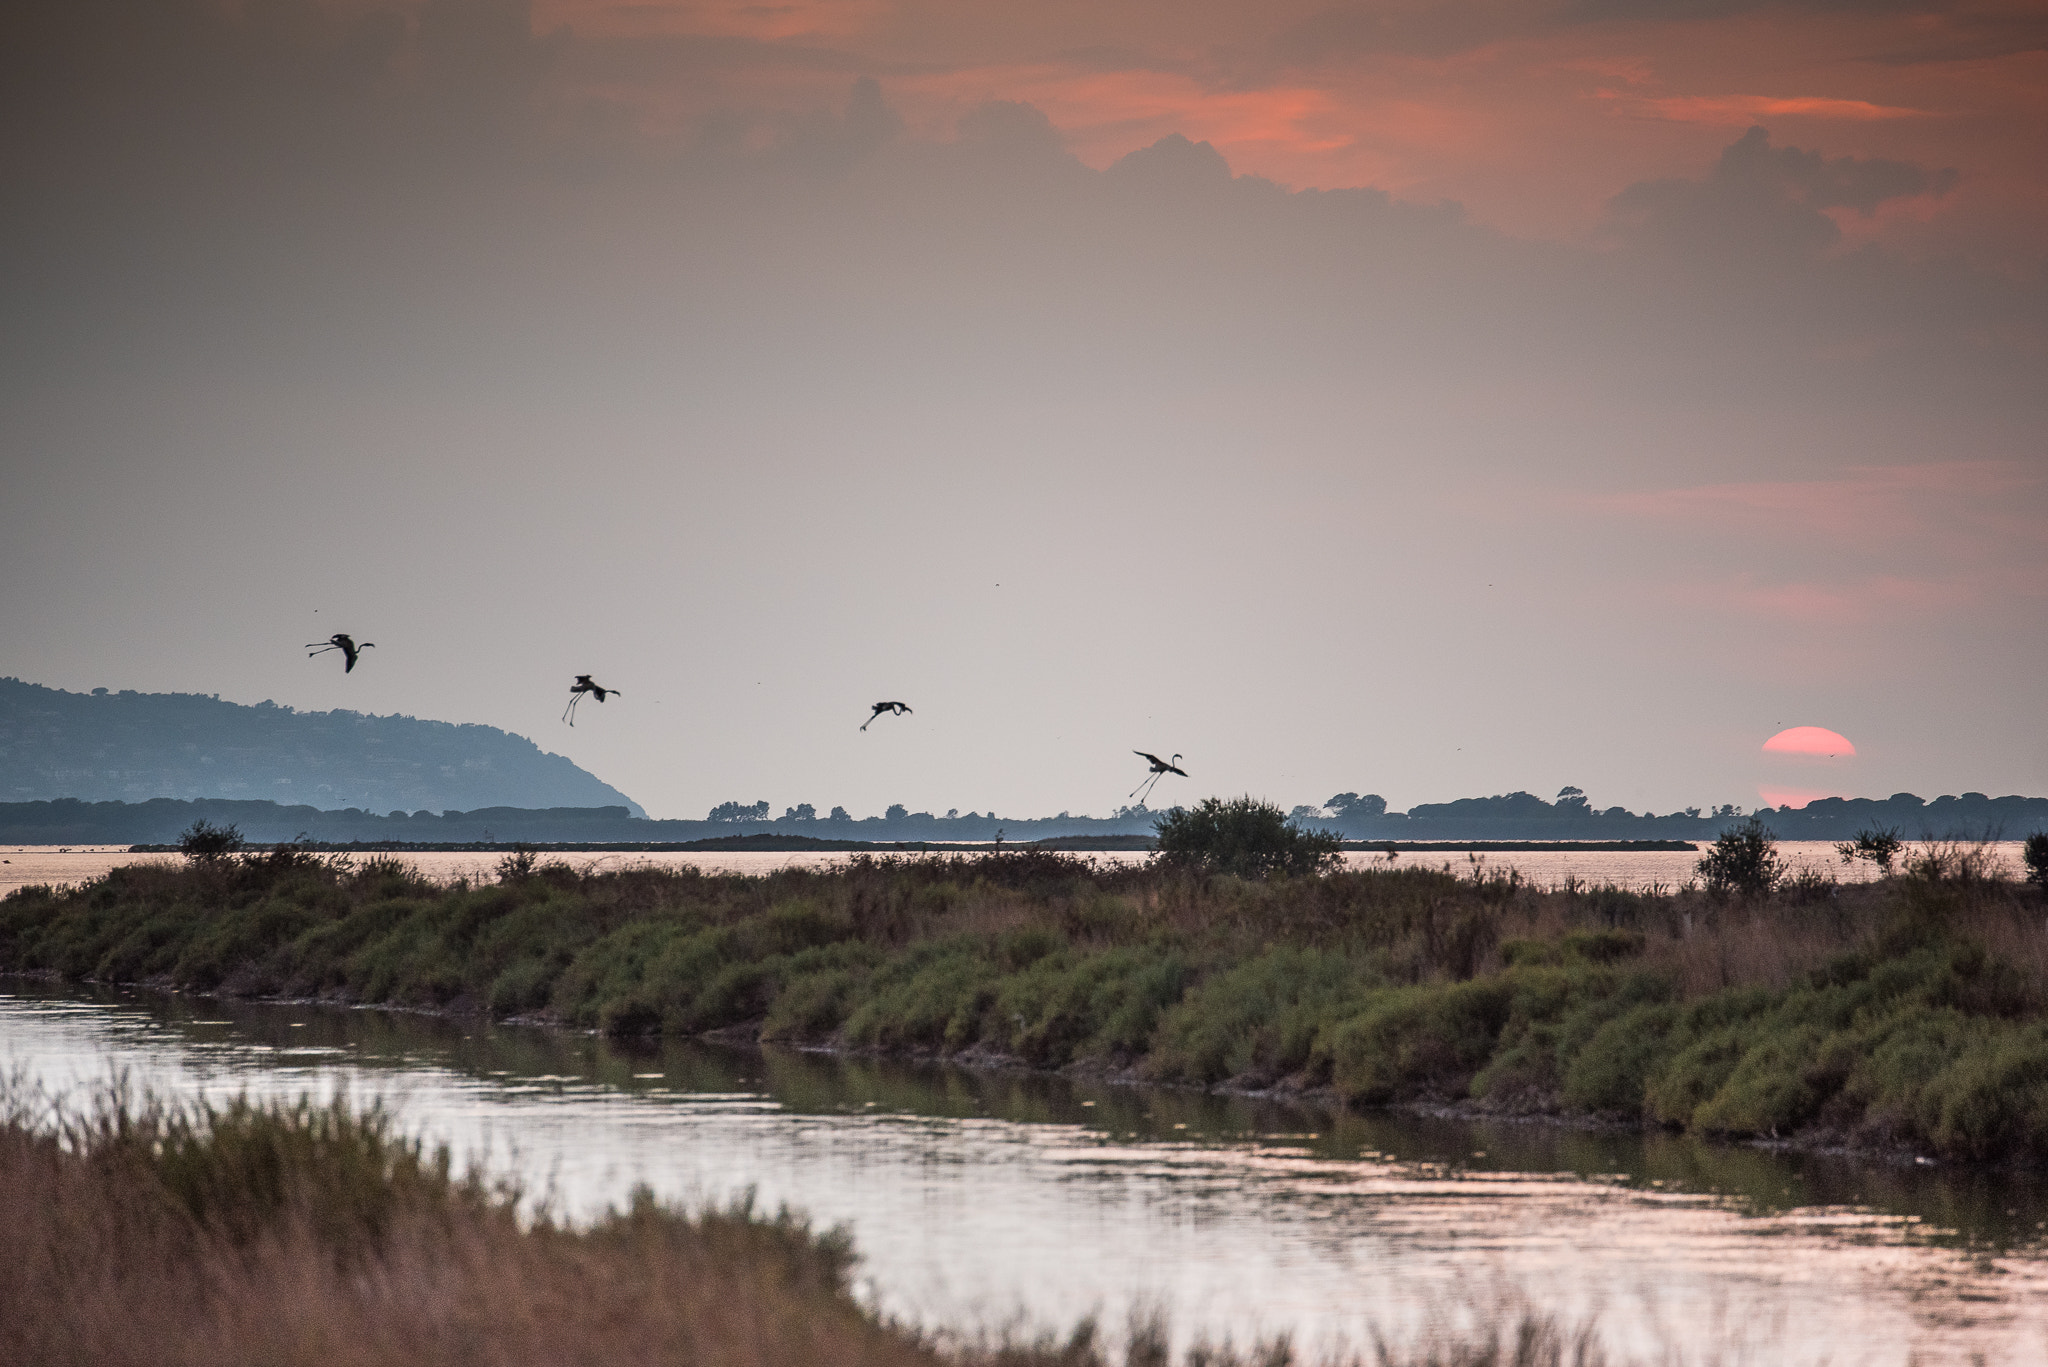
528,0 -> 2047,257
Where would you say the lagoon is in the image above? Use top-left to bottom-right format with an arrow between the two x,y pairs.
6,840 -> 2026,901
5,981 -> 2047,1364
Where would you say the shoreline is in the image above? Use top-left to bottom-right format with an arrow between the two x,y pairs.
114,836 -> 1698,854
1,967 -> 1954,1173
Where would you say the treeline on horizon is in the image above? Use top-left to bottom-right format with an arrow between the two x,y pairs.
4,788 -> 2044,847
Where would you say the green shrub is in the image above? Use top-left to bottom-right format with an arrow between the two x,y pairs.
1154,796 -> 1341,880
988,946 -> 1187,1066
2024,833 -> 2048,889
1560,1002 -> 1680,1114
1836,827 -> 1905,876
1320,977 -> 1516,1103
1145,946 -> 1365,1085
1697,817 -> 1783,899
177,820 -> 243,861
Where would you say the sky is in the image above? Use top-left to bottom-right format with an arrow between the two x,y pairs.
2,0 -> 2044,822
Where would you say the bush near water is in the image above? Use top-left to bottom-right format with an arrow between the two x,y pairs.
7,821 -> 2048,1160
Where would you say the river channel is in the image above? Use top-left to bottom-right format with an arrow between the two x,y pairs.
5,981 -> 2047,1363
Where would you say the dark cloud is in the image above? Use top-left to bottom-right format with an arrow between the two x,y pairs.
1105,133 -> 1238,189
1864,8 -> 2048,63
956,101 -> 1069,157
1278,0 -> 2005,62
1609,126 -> 1956,262
1572,0 -> 1926,20
1277,2 -> 1549,60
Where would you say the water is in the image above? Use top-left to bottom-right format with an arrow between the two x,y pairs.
5,982 -> 2047,1363
5,840 -> 2024,900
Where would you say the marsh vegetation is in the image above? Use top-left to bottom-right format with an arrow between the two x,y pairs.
5,815 -> 2048,1162
0,1079 -> 1635,1367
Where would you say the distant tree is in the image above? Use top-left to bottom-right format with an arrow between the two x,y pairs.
1835,827 -> 1905,876
885,804 -> 908,821
782,803 -> 817,822
1683,807 -> 1702,818
1288,804 -> 1326,824
828,806 -> 851,821
2024,834 -> 2048,889
1554,786 -> 1592,815
1113,803 -> 1150,820
1712,804 -> 1741,819
177,819 -> 242,861
708,800 -> 771,822
945,809 -> 959,819
1155,796 -> 1342,880
1324,793 -> 1387,820
1697,817 -> 1783,899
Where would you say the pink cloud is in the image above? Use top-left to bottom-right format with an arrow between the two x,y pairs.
1669,572 -> 1992,624
1603,93 -> 1934,125
1586,462 -> 2043,543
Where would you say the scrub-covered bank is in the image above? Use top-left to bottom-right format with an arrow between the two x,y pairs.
6,827 -> 2047,1162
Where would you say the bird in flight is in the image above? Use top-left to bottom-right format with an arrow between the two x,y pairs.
861,701 -> 913,732
563,675 -> 621,726
1130,751 -> 1187,804
306,634 -> 374,673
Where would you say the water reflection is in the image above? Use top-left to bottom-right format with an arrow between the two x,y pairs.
4,981 -> 2046,1363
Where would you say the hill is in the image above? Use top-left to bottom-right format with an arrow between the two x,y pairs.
0,678 -> 642,816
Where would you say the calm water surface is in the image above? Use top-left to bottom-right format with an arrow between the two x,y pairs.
5,982 -> 2047,1363
5,841 -> 2025,899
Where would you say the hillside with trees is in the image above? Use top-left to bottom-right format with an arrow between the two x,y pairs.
0,679 -> 641,816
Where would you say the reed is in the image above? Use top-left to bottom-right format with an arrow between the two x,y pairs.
0,1080 -> 1621,1366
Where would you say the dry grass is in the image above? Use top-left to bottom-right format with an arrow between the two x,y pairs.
0,1082 -> 1630,1367
0,1081 -> 928,1367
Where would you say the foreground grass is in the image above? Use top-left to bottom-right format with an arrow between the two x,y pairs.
4,844 -> 2047,1159
0,1084 -> 1607,1367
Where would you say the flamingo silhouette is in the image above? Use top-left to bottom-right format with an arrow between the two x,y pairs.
861,701 -> 912,732
306,634 -> 374,672
563,675 -> 620,726
1129,751 -> 1187,804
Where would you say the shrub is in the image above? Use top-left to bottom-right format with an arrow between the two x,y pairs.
1154,796 -> 1342,880
2024,833 -> 2048,890
1835,827 -> 1904,876
176,820 -> 242,862
1697,817 -> 1782,899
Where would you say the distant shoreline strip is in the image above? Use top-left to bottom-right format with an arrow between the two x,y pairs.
124,837 -> 1699,854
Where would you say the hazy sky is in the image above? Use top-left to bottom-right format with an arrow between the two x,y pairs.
3,0 -> 2044,821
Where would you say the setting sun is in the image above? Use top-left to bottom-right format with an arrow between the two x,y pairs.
1762,726 -> 1856,759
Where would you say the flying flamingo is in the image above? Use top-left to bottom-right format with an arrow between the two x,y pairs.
306,634 -> 374,672
861,701 -> 912,732
563,675 -> 621,726
1129,751 -> 1187,804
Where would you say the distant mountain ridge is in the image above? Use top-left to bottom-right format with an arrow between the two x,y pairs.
0,678 -> 643,816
